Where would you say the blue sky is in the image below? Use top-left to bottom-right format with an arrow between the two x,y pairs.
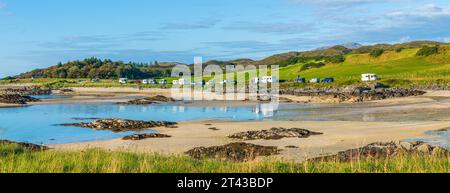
1,0 -> 450,77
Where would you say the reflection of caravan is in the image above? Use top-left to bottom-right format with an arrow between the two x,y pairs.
361,74 -> 378,82
254,103 -> 278,117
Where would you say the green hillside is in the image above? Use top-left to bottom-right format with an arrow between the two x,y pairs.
278,45 -> 450,88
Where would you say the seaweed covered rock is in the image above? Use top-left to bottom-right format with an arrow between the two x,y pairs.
0,94 -> 40,104
186,142 -> 280,162
228,127 -> 323,140
62,119 -> 177,132
117,95 -> 175,105
122,133 -> 171,140
310,141 -> 449,162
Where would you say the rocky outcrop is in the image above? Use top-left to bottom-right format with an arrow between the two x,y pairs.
62,119 -> 178,132
122,133 -> 171,140
0,140 -> 48,152
0,94 -> 40,104
117,95 -> 175,105
310,141 -> 449,162
228,127 -> 323,140
186,142 -> 280,162
0,87 -> 51,95
280,85 -> 426,103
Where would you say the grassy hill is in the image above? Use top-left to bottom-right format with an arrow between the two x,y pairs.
278,44 -> 450,88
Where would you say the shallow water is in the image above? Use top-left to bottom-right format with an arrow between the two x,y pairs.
1,99 -> 450,145
0,103 -> 283,144
30,95 -> 69,99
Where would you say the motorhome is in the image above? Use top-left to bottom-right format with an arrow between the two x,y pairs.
119,78 -> 128,84
361,74 -> 378,82
309,78 -> 320,83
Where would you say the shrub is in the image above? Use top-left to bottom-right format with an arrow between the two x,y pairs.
300,62 -> 325,71
416,46 -> 439,56
325,55 -> 345,63
369,49 -> 384,57
395,47 -> 405,53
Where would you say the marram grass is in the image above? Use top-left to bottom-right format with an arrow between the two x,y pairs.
1,144 -> 450,173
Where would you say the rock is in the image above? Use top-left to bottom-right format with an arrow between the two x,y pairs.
0,86 -> 51,95
185,142 -> 280,162
0,140 -> 48,152
399,141 -> 412,151
208,127 -> 220,131
117,95 -> 175,105
228,127 -> 323,140
62,119 -> 178,132
310,141 -> 449,162
416,144 -> 431,154
0,94 -> 40,104
279,87 -> 426,103
122,133 -> 171,140
285,146 -> 299,149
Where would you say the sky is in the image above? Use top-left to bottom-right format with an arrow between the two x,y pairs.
1,0 -> 450,77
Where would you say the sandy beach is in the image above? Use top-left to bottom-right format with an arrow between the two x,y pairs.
3,86 -> 450,162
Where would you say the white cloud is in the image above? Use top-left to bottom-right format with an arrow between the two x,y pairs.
387,4 -> 450,18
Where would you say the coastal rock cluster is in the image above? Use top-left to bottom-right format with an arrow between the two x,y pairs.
0,140 -> 48,152
185,142 -> 280,162
122,133 -> 171,140
117,95 -> 175,105
0,86 -> 51,95
62,118 -> 178,132
280,85 -> 426,103
228,127 -> 323,140
0,94 -> 40,104
311,141 -> 449,162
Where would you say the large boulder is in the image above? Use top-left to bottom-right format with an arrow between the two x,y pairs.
62,119 -> 178,132
228,127 -> 323,140
186,142 -> 280,162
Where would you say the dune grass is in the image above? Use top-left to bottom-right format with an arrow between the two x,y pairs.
1,144 -> 449,173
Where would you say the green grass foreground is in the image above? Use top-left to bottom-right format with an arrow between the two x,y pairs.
1,144 -> 450,173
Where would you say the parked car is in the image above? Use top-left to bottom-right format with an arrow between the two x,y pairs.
261,76 -> 278,83
322,77 -> 334,83
309,78 -> 320,83
142,79 -> 156,84
159,79 -> 167,85
295,77 -> 306,83
91,78 -> 100,83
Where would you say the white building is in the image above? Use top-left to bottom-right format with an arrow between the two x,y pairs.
119,78 -> 128,84
361,74 -> 378,82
